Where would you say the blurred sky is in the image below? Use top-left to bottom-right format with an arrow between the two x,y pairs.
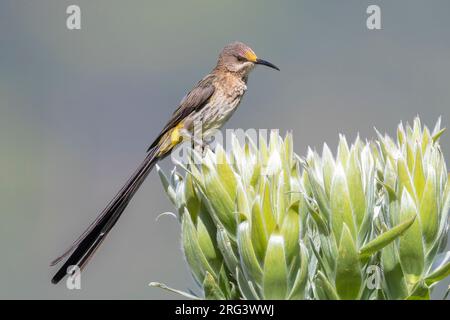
0,0 -> 449,299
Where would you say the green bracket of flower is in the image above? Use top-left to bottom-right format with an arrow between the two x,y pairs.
151,118 -> 450,300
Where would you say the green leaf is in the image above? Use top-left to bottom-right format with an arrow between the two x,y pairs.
283,132 -> 294,166
203,272 -> 226,300
181,210 -> 217,284
216,227 -> 239,278
218,265 -> 232,298
397,122 -> 405,145
187,157 -> 205,187
261,179 -> 276,235
359,215 -> 416,259
196,216 -> 222,273
306,168 -> 331,223
275,175 -> 286,224
432,117 -> 442,136
308,234 -> 334,279
263,230 -> 288,299
237,220 -> 263,284
281,201 -> 300,262
412,116 -> 422,140
398,190 -> 424,285
282,135 -> 294,189
397,158 -> 416,202
379,180 -> 397,202
156,165 -> 177,205
432,128 -> 446,143
201,163 -> 236,233
335,224 -> 362,300
287,242 -> 309,299
419,167 -> 439,248
337,134 -> 350,165
314,271 -> 339,300
346,148 -> 366,229
413,147 -> 426,201
250,162 -> 261,187
320,233 -> 338,275
406,142 -> 415,172
251,198 -> 268,262
375,130 -> 390,162
424,262 -> 450,286
184,173 -> 200,221
306,200 -> 330,235
330,164 -> 356,241
421,126 -> 431,153
258,132 -> 269,163
215,145 -> 237,199
235,268 -> 259,300
406,280 -> 430,300
427,181 -> 450,261
383,159 -> 397,193
322,143 -> 335,198
235,181 -> 250,219
381,242 -> 409,300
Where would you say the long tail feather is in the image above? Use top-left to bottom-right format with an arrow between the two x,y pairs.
51,148 -> 159,284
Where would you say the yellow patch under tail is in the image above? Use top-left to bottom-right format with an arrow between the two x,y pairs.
170,123 -> 184,145
157,121 -> 185,156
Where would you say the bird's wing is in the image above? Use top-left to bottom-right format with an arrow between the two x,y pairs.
147,74 -> 215,152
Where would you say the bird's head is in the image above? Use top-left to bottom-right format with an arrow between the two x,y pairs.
216,41 -> 279,76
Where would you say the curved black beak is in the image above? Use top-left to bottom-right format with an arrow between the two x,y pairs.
255,58 -> 280,71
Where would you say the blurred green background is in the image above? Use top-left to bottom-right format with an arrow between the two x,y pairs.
0,0 -> 449,299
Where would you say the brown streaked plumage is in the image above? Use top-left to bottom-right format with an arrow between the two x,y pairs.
51,41 -> 279,284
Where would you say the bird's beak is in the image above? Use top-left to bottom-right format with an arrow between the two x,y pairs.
255,58 -> 280,71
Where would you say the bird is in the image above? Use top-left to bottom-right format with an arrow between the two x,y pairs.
50,41 -> 279,284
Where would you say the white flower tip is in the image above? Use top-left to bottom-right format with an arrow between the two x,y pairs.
266,150 -> 282,175
335,162 -> 346,176
270,234 -> 285,246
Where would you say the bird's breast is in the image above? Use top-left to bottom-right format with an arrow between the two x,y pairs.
195,83 -> 246,135
229,82 -> 247,99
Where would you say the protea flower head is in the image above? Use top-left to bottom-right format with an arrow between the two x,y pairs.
151,118 -> 449,300
153,131 -> 309,299
302,135 -> 380,299
374,118 -> 449,299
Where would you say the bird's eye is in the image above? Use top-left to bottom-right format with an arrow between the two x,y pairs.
236,55 -> 246,62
